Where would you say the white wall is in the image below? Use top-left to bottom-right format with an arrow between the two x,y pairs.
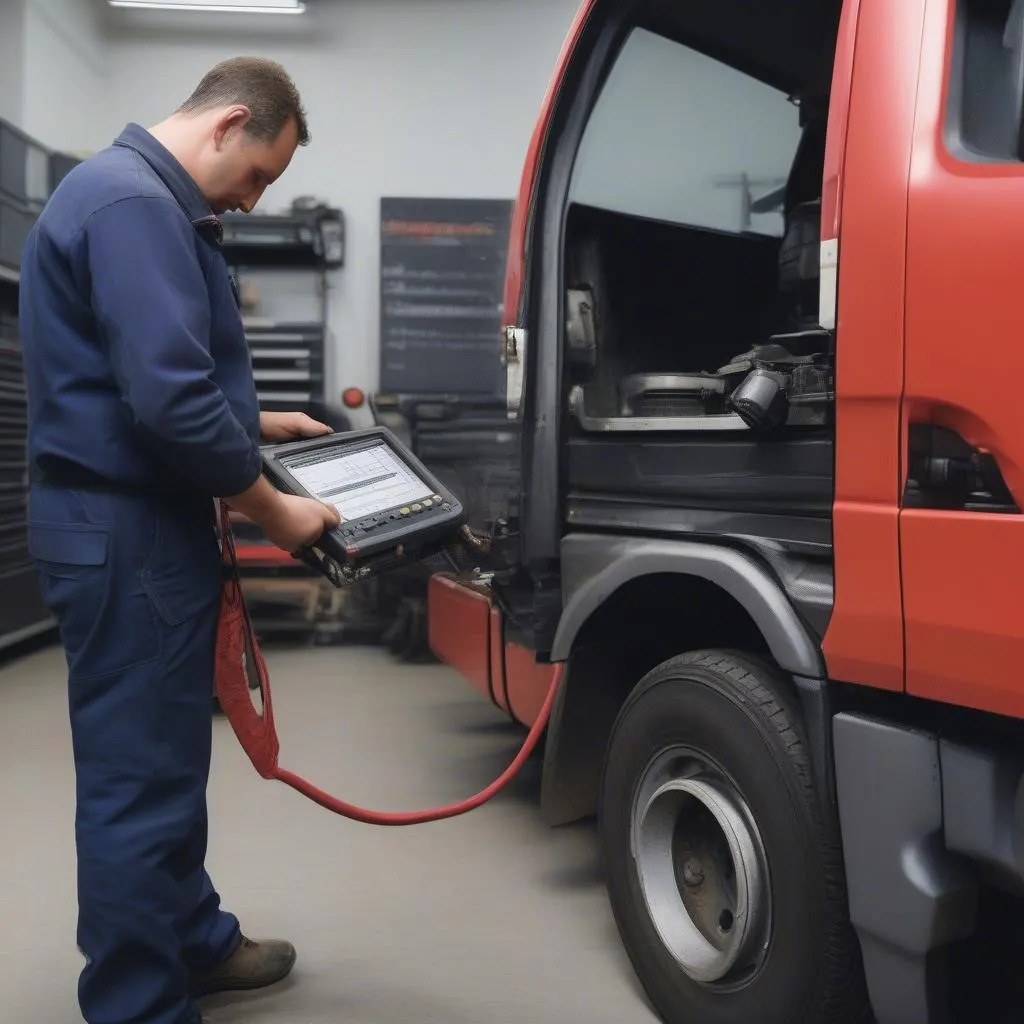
18,0 -> 108,152
96,0 -> 581,399
0,1 -> 26,128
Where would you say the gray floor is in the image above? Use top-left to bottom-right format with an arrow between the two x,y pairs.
0,642 -> 656,1023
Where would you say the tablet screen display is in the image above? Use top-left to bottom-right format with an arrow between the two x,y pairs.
283,442 -> 433,522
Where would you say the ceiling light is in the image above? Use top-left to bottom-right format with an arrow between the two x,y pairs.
108,0 -> 306,13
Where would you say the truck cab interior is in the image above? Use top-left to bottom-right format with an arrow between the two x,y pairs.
558,0 -> 842,522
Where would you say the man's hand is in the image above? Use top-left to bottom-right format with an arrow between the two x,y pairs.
225,476 -> 341,553
259,411 -> 333,444
261,492 -> 341,553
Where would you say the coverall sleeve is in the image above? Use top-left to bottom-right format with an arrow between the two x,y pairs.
83,195 -> 262,496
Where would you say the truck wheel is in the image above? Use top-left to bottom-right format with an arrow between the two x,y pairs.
599,651 -> 869,1024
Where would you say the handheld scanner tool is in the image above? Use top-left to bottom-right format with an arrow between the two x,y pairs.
260,426 -> 467,587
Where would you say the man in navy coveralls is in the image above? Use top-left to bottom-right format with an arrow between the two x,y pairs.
19,58 -> 340,1024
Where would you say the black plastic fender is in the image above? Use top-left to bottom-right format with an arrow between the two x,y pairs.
551,533 -> 826,678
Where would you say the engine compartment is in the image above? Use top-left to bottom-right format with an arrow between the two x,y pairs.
563,197 -> 832,436
561,113 -> 835,516
566,84 -> 832,415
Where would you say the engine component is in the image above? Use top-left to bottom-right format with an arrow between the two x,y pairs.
569,384 -> 749,433
619,373 -> 727,417
730,369 -> 790,430
568,326 -> 833,435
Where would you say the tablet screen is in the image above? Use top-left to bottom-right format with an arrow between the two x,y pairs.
283,442 -> 434,522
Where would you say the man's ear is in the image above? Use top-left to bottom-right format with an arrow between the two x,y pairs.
213,105 -> 252,149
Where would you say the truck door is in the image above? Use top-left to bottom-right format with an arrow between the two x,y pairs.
900,0 -> 1024,718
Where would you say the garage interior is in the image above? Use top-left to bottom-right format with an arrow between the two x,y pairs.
0,1 -> 669,1022
6,0 -> 955,1021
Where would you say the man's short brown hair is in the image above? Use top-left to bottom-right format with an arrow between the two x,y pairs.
178,57 -> 310,146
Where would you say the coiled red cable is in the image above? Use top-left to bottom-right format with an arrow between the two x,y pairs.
215,506 -> 562,826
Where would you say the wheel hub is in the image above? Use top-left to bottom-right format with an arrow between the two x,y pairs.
631,752 -> 771,986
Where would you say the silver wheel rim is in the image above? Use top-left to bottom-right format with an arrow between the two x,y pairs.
630,748 -> 772,986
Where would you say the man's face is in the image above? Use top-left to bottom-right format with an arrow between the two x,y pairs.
201,109 -> 299,215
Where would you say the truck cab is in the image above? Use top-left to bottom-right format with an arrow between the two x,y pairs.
428,1 -> 1024,1021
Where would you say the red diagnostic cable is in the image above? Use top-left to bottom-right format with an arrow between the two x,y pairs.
215,507 -> 563,826
273,666 -> 561,825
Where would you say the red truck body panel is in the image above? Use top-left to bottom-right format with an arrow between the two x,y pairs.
820,0 -> 924,692
899,0 -> 1024,717
428,575 -> 493,703
431,0 -> 1024,723
429,574 -> 557,727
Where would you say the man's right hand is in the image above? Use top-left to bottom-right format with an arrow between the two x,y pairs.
260,492 -> 341,553
226,475 -> 341,553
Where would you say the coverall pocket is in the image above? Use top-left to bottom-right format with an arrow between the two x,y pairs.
140,510 -> 222,627
29,521 -> 160,679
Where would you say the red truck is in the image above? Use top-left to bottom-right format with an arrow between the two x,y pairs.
427,0 -> 1024,1021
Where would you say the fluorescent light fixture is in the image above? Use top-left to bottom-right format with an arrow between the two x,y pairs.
108,0 -> 306,13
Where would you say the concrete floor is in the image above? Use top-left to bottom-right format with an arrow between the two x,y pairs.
0,642 -> 657,1024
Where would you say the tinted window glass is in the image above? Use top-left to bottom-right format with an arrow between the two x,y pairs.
569,29 -> 804,237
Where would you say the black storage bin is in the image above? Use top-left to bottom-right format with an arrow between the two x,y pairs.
220,208 -> 343,268
50,151 -> 81,193
0,123 -> 27,203
244,322 -> 326,411
0,121 -> 50,208
379,397 -> 521,532
0,197 -> 36,271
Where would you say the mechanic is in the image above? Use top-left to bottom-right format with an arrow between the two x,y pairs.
19,58 -> 340,1024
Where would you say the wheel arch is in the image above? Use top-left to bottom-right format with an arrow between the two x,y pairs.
551,534 -> 825,678
540,534 -> 830,827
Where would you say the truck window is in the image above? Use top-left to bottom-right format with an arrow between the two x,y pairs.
569,28 -> 804,237
948,0 -> 1024,161
562,21 -> 834,458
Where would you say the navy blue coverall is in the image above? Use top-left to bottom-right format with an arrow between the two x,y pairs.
19,124 -> 264,1024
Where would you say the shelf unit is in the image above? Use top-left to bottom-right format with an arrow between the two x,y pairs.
0,272 -> 56,652
220,203 -> 342,415
241,318 -> 326,412
219,203 -> 372,641
0,119 -> 80,655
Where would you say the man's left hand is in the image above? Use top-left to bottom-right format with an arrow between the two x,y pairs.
259,411 -> 333,443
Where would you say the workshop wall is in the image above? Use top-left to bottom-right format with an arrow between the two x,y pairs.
0,2 -> 26,128
22,0 -> 109,155
96,0 -> 582,402
0,0 -> 107,156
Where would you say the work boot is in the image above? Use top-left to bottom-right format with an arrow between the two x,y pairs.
190,936 -> 297,998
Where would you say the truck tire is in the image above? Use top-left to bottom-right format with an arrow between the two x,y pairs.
598,650 -> 871,1024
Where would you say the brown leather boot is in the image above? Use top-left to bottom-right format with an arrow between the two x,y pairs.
190,936 -> 297,998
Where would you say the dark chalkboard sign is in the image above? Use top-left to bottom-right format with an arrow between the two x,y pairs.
379,197 -> 512,396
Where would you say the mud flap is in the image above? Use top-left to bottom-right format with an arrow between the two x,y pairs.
833,713 -> 977,1024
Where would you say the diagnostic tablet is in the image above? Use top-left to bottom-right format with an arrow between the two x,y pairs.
260,427 -> 466,585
